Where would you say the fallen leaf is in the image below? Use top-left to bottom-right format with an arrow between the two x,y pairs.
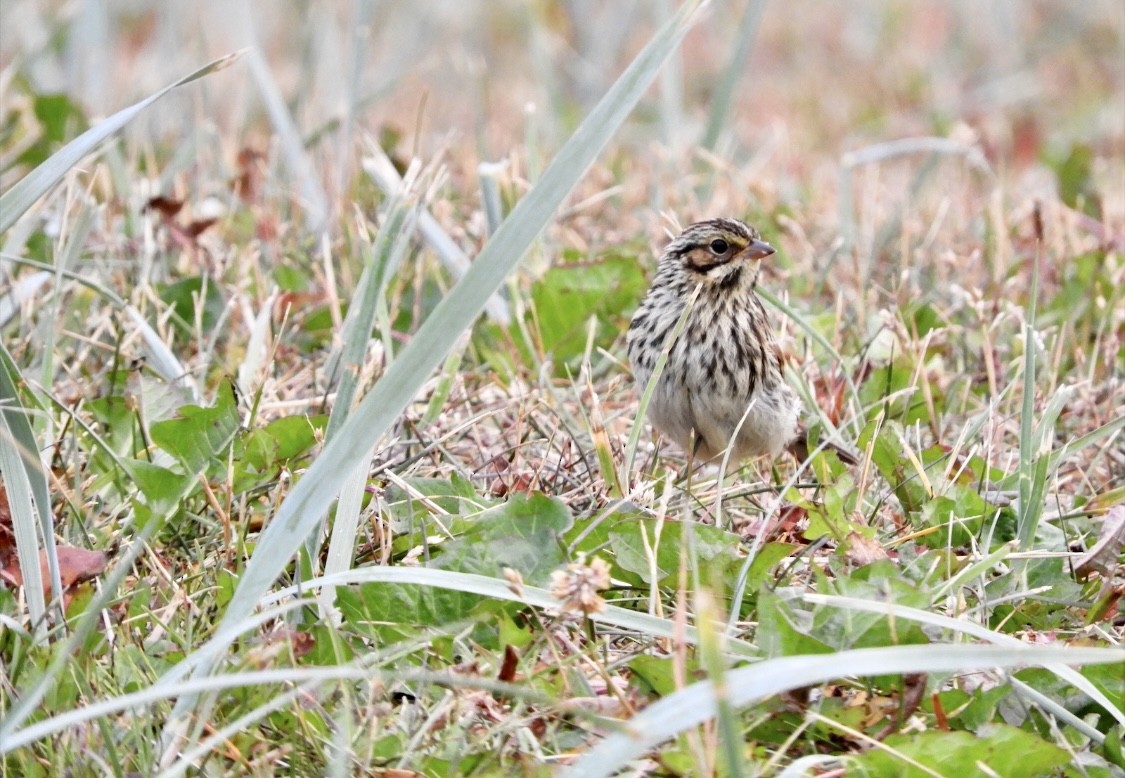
741,501 -> 806,541
0,484 -> 14,569
498,644 -> 519,683
271,627 -> 316,659
183,217 -> 218,239
844,531 -> 889,567
0,544 -> 110,601
145,195 -> 184,217
233,147 -> 265,202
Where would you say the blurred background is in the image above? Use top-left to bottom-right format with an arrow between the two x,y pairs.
3,0 -> 1122,237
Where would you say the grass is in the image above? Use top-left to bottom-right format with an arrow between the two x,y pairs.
1,1 -> 1123,776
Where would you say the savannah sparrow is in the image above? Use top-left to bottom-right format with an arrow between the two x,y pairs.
626,217 -> 855,465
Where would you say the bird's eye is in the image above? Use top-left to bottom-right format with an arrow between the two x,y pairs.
709,239 -> 729,254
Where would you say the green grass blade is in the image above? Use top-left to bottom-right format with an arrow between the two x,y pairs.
1017,241 -> 1041,549
0,52 -> 241,233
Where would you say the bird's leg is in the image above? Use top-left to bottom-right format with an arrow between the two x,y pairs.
685,428 -> 701,502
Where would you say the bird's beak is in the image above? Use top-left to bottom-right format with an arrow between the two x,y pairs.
739,239 -> 775,261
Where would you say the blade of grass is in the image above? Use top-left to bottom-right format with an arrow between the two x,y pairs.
1017,234 -> 1041,549
310,173 -> 419,576
364,146 -> 512,324
235,1 -> 328,231
64,564 -> 757,752
0,254 -> 196,396
566,644 -> 1125,777
695,589 -> 744,778
0,52 -> 241,233
804,593 -> 1125,730
0,343 -> 60,639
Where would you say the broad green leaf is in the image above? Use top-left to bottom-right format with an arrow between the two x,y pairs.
124,459 -> 195,517
232,415 -> 327,493
337,581 -> 485,644
15,93 -> 89,168
149,381 -> 240,475
756,591 -> 834,658
428,492 -> 573,586
856,723 -> 1069,777
384,474 -> 487,517
525,254 -> 648,370
605,517 -> 741,587
156,277 -> 226,335
930,686 -> 1010,730
1050,142 -> 1100,216
629,655 -> 686,697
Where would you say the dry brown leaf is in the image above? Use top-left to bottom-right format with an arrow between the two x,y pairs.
233,147 -> 265,203
0,545 -> 109,599
498,644 -> 519,683
740,502 -> 807,542
145,195 -> 184,217
0,484 -> 14,570
844,531 -> 890,567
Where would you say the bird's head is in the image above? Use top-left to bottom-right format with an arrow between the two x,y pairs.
660,217 -> 775,288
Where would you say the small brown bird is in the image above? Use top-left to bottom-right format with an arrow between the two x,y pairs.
626,217 -> 855,465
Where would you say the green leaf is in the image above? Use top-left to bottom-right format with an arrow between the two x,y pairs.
156,277 -> 226,334
338,580 -> 485,643
628,655 -> 684,697
232,415 -> 327,493
756,591 -> 834,658
917,487 -> 1012,549
149,381 -> 240,475
606,518 -> 741,587
859,359 -> 932,424
857,724 -> 1069,777
525,254 -> 648,370
817,562 -> 931,650
860,419 -> 929,515
338,495 -> 571,645
1050,143 -> 1100,216
384,475 -> 487,519
429,493 -> 573,586
737,542 -> 799,598
124,459 -> 195,517
16,93 -> 89,168
928,687 -> 1010,730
